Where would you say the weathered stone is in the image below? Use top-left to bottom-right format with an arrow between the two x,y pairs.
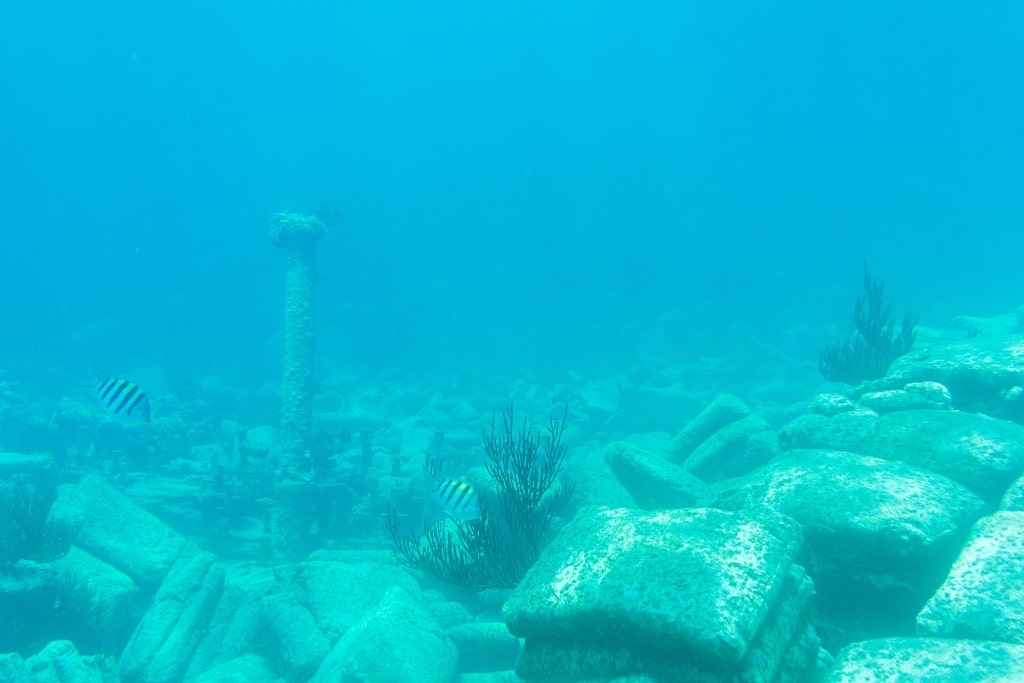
1002,475 -> 1024,511
716,449 -> 986,648
858,381 -> 953,413
603,442 -> 706,508
260,592 -> 329,681
872,323 -> 1024,421
294,551 -> 422,643
310,585 -> 457,683
120,551 -> 226,683
825,638 -> 1024,682
51,474 -> 194,591
807,393 -> 856,416
184,567 -> 276,680
779,409 -> 1024,503
563,447 -> 636,511
917,511 -> 1024,643
504,506 -> 818,680
684,414 -> 777,482
668,394 -> 749,462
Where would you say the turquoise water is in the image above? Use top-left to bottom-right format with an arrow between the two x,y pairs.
1,2 -> 1023,681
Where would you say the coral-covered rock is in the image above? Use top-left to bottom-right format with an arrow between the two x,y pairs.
310,585 -> 457,683
603,442 -> 706,508
293,550 -> 422,643
779,409 -> 1024,503
668,393 -> 750,462
51,474 -> 196,591
825,638 -> 1024,682
120,551 -> 226,683
260,592 -> 329,681
684,414 -> 778,482
917,511 -> 1024,644
715,449 -> 986,648
503,506 -> 821,681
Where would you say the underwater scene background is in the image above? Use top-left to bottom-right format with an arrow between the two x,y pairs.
1,2 -> 1023,682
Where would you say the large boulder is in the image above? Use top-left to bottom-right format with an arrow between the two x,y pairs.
603,442 -> 706,508
120,551 -> 226,683
184,566 -> 277,680
503,506 -> 822,681
716,449 -> 987,649
260,592 -> 329,681
292,550 -> 422,643
779,409 -> 1024,504
310,585 -> 457,683
667,395 -> 778,483
825,637 -> 1024,682
876,317 -> 1024,421
51,474 -> 196,591
917,511 -> 1024,644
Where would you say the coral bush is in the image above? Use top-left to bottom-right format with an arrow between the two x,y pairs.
820,264 -> 918,385
387,404 -> 574,591
0,475 -> 74,567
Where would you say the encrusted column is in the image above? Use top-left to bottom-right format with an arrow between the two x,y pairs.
270,212 -> 325,477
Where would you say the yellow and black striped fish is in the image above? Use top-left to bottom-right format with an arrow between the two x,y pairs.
430,477 -> 482,520
95,377 -> 151,423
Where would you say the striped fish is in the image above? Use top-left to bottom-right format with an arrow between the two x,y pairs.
430,477 -> 482,520
95,377 -> 151,423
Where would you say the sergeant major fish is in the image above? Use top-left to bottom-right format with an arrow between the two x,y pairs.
95,377 -> 151,423
430,476 -> 482,520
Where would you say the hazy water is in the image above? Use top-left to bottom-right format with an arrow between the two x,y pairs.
2,1 -> 1022,392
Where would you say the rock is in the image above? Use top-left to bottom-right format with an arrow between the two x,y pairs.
0,640 -> 118,683
716,449 -> 985,649
603,442 -> 706,508
917,512 -> 1024,643
503,506 -> 820,681
683,414 -> 778,483
294,551 -> 422,642
447,621 -> 521,673
1001,475 -> 1024,511
260,592 -> 330,681
51,474 -> 195,591
779,409 -> 1024,504
184,566 -> 276,680
194,654 -> 282,683
311,585 -> 457,683
825,638 -> 1024,682
562,447 -> 636,512
667,394 -> 750,462
858,381 -> 953,413
120,551 -> 226,683
807,393 -> 856,416
878,328 -> 1024,421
